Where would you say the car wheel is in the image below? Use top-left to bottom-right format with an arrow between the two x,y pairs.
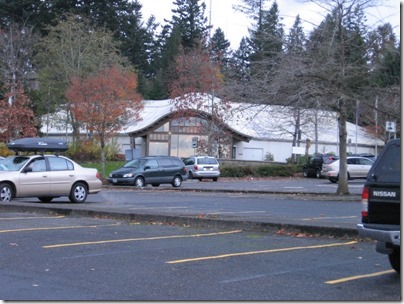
389,248 -> 400,273
172,175 -> 182,187
69,182 -> 88,203
38,197 -> 54,203
134,176 -> 145,188
303,169 -> 309,178
213,177 -> 218,181
0,183 -> 13,202
329,177 -> 338,183
188,171 -> 194,179
151,184 -> 160,187
198,178 -> 202,181
316,169 -> 321,179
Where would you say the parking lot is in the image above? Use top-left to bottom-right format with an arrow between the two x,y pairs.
1,212 -> 400,301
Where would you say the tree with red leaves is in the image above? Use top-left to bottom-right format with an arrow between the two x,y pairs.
66,66 -> 143,177
0,85 -> 37,142
169,45 -> 231,156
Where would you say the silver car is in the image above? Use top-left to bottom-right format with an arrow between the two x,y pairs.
322,156 -> 374,183
0,154 -> 102,203
183,156 -> 220,181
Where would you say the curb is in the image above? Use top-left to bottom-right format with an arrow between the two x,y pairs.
0,202 -> 359,239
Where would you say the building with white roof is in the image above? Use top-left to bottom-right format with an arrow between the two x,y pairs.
42,94 -> 383,162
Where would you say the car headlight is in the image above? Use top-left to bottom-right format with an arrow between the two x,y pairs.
123,173 -> 134,178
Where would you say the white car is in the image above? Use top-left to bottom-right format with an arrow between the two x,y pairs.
322,156 -> 374,183
0,154 -> 102,203
1,137 -> 102,203
183,156 -> 220,181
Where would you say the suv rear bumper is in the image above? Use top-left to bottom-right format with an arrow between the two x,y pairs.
357,223 -> 400,247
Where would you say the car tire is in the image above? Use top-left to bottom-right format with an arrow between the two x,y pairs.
151,184 -> 160,187
388,248 -> 400,273
303,169 -> 309,178
0,183 -> 13,202
69,182 -> 88,203
316,169 -> 321,179
134,176 -> 145,188
329,177 -> 338,183
198,178 -> 202,181
213,177 -> 218,182
38,197 -> 54,203
172,175 -> 182,187
188,171 -> 194,179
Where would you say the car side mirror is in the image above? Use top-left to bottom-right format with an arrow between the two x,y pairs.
23,167 -> 33,173
144,166 -> 150,170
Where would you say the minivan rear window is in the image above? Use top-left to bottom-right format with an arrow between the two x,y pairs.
197,158 -> 218,165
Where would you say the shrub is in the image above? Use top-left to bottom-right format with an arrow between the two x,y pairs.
0,143 -> 14,157
264,152 -> 274,161
66,138 -> 121,162
220,164 -> 299,178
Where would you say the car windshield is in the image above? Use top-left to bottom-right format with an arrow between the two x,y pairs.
0,156 -> 30,171
123,159 -> 143,168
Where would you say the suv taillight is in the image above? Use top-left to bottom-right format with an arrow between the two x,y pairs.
193,165 -> 198,170
361,186 -> 369,219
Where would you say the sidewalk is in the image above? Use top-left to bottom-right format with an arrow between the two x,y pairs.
0,178 -> 362,238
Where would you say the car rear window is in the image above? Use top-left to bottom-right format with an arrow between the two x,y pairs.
48,157 -> 74,171
197,158 -> 218,165
323,156 -> 338,164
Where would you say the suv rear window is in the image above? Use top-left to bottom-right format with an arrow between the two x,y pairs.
371,145 -> 401,183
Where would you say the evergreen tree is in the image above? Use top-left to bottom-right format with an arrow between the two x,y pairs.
209,28 -> 231,71
249,1 -> 284,62
229,37 -> 252,82
286,15 -> 305,55
170,0 -> 210,51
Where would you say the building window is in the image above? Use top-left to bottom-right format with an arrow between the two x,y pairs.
149,142 -> 169,156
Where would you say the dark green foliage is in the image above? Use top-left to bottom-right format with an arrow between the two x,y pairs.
170,0 -> 210,51
220,164 -> 299,178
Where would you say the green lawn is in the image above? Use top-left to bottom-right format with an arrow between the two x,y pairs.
81,161 -> 126,178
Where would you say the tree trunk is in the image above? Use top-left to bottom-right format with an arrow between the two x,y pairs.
336,97 -> 349,195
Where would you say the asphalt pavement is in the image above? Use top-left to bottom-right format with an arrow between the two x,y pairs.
0,177 -> 363,238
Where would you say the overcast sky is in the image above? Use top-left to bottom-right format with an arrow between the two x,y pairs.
139,0 -> 401,49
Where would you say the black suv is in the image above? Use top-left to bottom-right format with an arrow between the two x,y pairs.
108,156 -> 188,187
357,139 -> 400,273
303,154 -> 339,178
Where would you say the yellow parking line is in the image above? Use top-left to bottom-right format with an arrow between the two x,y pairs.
0,215 -> 65,220
0,223 -> 120,233
167,241 -> 358,264
43,230 -> 242,249
301,216 -> 357,221
325,269 -> 395,284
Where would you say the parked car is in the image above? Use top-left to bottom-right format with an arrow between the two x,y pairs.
348,153 -> 375,161
108,156 -> 187,187
322,156 -> 374,183
357,139 -> 400,273
0,137 -> 102,203
183,156 -> 220,181
303,154 -> 339,178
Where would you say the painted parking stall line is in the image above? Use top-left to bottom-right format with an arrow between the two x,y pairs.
166,241 -> 358,264
42,230 -> 242,249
